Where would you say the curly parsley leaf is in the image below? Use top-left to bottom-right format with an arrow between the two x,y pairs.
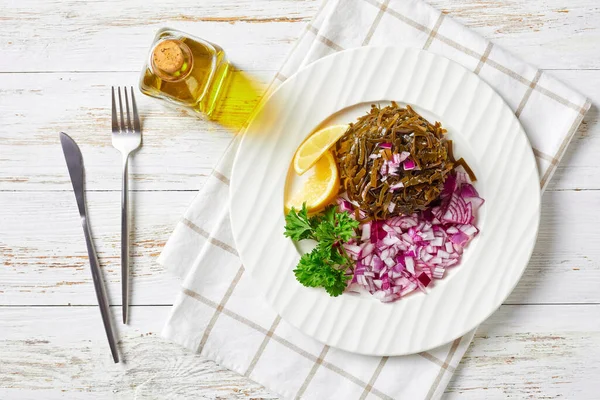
293,249 -> 350,297
285,203 -> 359,297
314,205 -> 359,254
284,203 -> 316,241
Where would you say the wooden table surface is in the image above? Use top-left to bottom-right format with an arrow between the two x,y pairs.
1,0 -> 599,398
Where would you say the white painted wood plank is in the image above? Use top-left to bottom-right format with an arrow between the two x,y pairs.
506,189 -> 600,305
0,191 -> 189,306
0,306 -> 277,399
0,71 -> 262,191
2,0 -> 600,397
430,0 -> 600,70
0,0 -> 317,73
0,69 -> 596,192
1,190 -> 599,305
544,70 -> 599,191
447,305 -> 600,399
2,0 -> 599,72
1,305 -> 599,399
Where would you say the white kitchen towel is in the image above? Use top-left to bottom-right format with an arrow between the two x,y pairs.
159,0 -> 591,399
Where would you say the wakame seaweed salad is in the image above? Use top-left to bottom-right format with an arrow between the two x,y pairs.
335,103 -> 458,220
284,101 -> 483,302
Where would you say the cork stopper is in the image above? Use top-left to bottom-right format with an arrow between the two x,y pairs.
151,39 -> 192,81
153,40 -> 184,72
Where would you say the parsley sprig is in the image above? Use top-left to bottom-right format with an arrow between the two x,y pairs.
284,204 -> 359,296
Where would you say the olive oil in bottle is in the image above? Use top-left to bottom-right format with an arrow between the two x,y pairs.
139,28 -> 230,118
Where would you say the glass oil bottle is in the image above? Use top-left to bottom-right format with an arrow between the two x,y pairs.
139,28 -> 231,118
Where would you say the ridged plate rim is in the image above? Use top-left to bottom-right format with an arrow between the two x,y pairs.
230,46 -> 541,356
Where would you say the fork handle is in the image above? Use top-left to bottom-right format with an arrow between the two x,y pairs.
121,154 -> 130,324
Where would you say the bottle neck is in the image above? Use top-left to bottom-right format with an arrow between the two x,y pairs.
151,39 -> 193,82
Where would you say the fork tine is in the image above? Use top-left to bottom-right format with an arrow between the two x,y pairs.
124,88 -> 132,132
111,87 -> 118,132
130,87 -> 141,133
118,87 -> 125,133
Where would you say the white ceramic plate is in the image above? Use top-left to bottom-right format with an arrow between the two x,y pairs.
230,46 -> 540,356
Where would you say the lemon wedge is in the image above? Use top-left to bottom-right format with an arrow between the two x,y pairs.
286,150 -> 340,213
293,124 -> 348,175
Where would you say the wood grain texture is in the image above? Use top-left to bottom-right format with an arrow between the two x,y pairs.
1,190 -> 599,306
1,0 -> 599,398
0,70 -> 262,191
1,305 -> 599,399
447,305 -> 600,399
0,191 -> 188,306
543,70 -> 599,191
2,0 -> 598,72
0,306 -> 278,399
429,0 -> 600,69
0,69 -> 597,192
0,0 -> 318,73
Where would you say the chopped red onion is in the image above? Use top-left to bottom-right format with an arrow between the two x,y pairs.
360,242 -> 375,259
405,256 -> 415,274
348,169 -> 482,303
343,243 -> 361,258
445,242 -> 454,253
387,202 -> 397,213
336,198 -> 353,213
403,159 -> 416,170
389,182 -> 404,193
380,163 -> 388,176
361,223 -> 371,241
417,272 -> 431,287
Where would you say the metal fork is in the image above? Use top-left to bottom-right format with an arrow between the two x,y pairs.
111,86 -> 141,324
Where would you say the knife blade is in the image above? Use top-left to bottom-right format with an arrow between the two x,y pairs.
60,132 -> 119,363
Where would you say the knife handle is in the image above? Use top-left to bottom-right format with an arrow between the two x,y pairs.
81,217 -> 120,363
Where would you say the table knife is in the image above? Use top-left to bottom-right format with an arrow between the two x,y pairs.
60,132 -> 119,363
